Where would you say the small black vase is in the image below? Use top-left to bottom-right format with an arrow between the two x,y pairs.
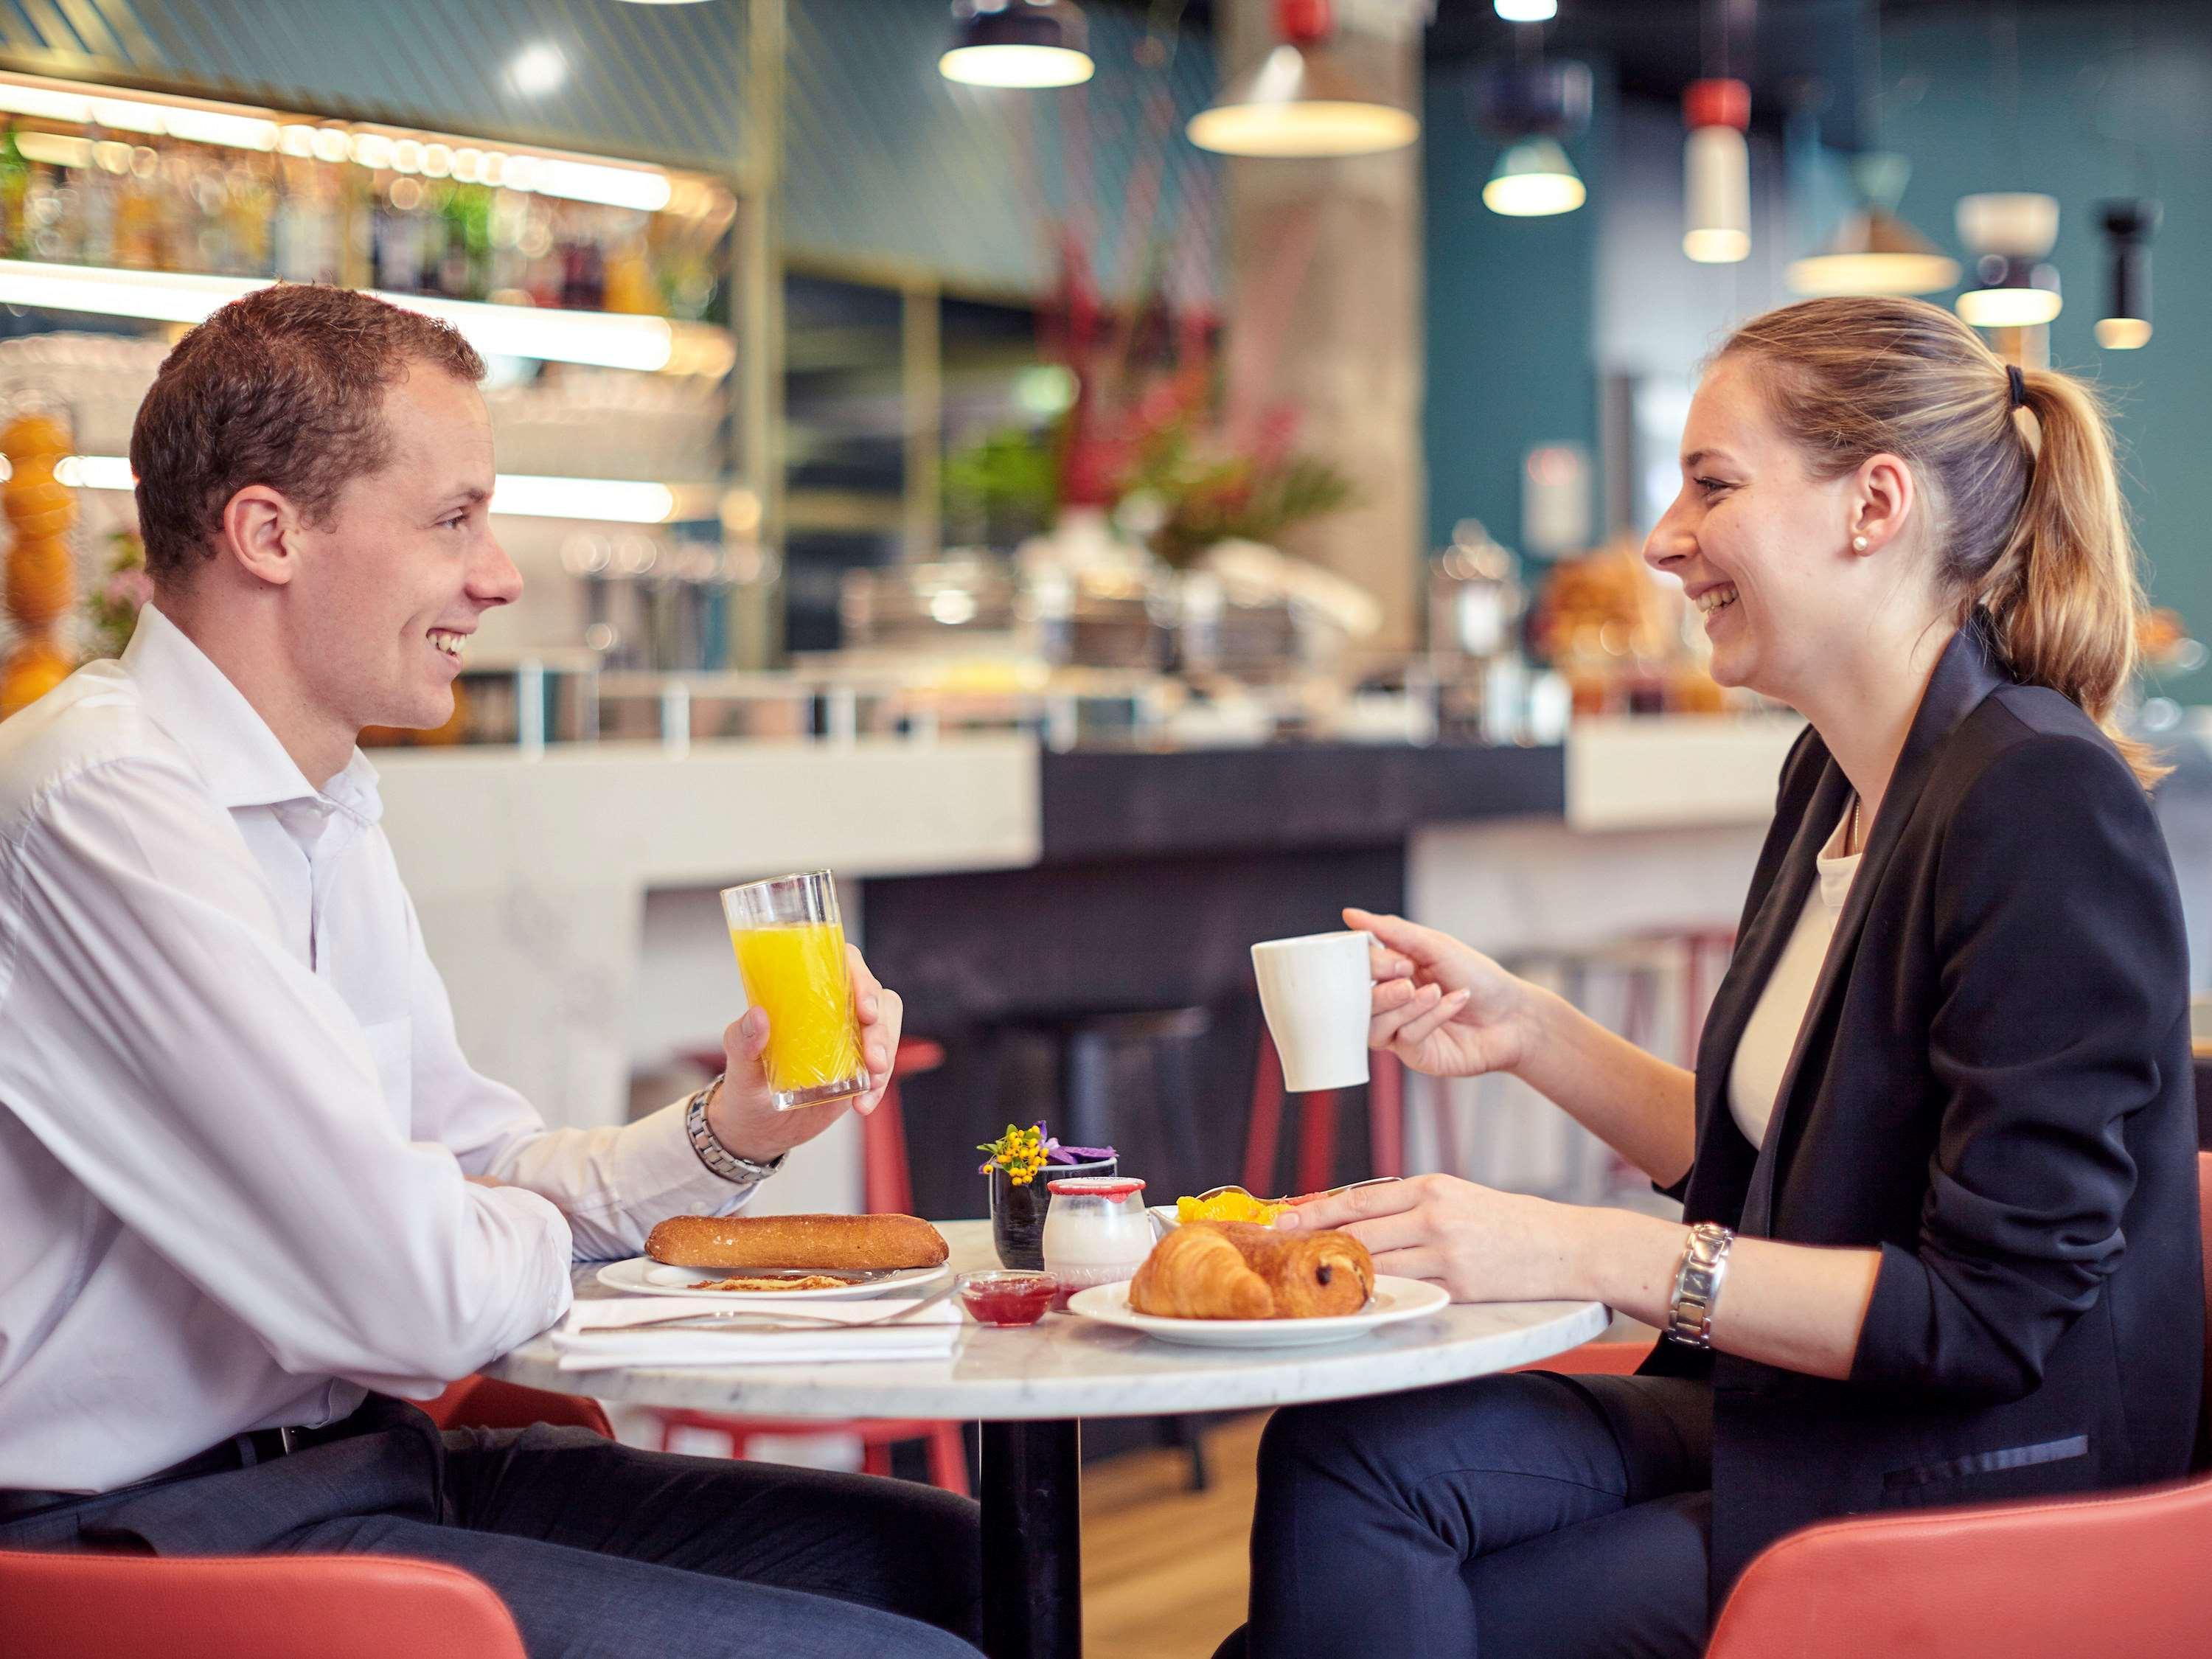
989,1156 -> 1116,1270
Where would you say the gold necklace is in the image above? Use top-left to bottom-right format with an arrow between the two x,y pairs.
1847,795 -> 1860,856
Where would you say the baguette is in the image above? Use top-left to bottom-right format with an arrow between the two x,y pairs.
646,1213 -> 949,1272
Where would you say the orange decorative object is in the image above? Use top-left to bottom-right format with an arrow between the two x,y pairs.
1,406 -> 79,721
0,411 -> 69,467
0,638 -> 71,714
4,536 -> 74,625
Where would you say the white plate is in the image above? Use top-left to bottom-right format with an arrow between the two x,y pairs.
1065,1275 -> 1450,1347
595,1257 -> 952,1302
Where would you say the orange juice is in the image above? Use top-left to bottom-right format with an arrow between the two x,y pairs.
732,921 -> 865,1100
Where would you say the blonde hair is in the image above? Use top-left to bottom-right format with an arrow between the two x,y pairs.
1717,296 -> 2164,789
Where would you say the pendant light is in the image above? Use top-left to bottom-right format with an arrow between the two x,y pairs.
1477,58 -> 1591,218
1954,192 -> 2061,328
1187,0 -> 1418,159
1683,79 -> 1750,262
2095,198 -> 2159,349
1787,152 -> 1959,296
940,0 -> 1095,90
1486,138 -> 1584,215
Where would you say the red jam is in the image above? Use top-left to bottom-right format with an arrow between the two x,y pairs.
959,1270 -> 1057,1327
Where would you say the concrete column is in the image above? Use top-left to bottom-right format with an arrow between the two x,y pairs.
1220,0 -> 1426,654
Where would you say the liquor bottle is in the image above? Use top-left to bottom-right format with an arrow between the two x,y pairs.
0,122 -> 29,260
111,153 -> 162,271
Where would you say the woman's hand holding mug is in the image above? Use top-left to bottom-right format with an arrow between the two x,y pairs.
1346,907 -> 1546,1080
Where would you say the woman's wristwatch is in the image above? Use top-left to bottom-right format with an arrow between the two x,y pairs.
1663,1221 -> 1735,1347
684,1075 -> 785,1187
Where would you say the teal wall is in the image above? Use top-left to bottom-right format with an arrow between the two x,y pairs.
1422,7 -> 2212,639
1422,59 -> 1609,557
1879,5 -> 2212,639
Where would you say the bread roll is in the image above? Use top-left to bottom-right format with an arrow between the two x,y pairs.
1217,1222 -> 1374,1318
646,1213 -> 948,1272
1128,1222 -> 1275,1319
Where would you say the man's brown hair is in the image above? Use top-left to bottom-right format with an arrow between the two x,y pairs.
130,284 -> 485,584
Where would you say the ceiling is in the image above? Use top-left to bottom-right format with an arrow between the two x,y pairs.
1109,0 -> 2192,152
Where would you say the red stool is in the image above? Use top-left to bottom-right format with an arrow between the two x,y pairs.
645,1035 -> 970,1495
1243,1031 -> 1405,1198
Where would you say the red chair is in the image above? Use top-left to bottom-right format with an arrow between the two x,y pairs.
420,1374 -> 613,1438
645,1035 -> 970,1495
0,1551 -> 528,1659
1703,1150 -> 2212,1657
1244,1034 -> 1406,1198
0,1376 -> 610,1659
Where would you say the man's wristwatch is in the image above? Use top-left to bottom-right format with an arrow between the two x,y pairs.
684,1076 -> 785,1187
1663,1221 -> 1735,1348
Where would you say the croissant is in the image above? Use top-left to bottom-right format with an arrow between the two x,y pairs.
1129,1222 -> 1274,1319
1126,1220 -> 1375,1320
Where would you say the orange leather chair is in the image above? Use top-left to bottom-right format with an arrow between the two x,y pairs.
0,1376 -> 611,1659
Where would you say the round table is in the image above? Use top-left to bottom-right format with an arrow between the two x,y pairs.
484,1221 -> 1609,1659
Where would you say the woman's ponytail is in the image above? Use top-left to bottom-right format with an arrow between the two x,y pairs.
1718,298 -> 2167,791
1982,369 -> 2166,788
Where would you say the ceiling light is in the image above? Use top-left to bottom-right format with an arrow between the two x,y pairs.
1787,153 -> 1958,296
1484,138 -> 1585,216
2096,198 -> 2159,351
1495,0 -> 1558,18
1955,191 -> 2059,260
1189,0 -> 1418,159
1683,78 -> 1750,263
505,43 -> 568,98
1957,254 -> 2061,327
940,1 -> 1094,89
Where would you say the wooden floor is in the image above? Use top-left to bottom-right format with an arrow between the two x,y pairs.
1081,1415 -> 1265,1659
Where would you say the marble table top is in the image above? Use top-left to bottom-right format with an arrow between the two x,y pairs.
484,1222 -> 1611,1421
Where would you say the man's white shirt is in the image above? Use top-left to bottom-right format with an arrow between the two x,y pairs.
0,605 -> 751,1491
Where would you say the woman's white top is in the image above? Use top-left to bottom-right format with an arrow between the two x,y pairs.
1728,807 -> 1863,1149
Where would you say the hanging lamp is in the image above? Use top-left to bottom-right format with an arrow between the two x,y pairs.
1683,78 -> 1750,262
2095,198 -> 2159,349
1954,192 -> 2061,327
1476,58 -> 1591,218
1787,153 -> 1959,296
939,0 -> 1095,90
1186,0 -> 1418,159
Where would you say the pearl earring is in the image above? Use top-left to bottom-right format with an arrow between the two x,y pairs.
1852,534 -> 1869,552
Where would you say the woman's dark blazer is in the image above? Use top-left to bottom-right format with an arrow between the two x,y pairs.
1642,617 -> 2205,1604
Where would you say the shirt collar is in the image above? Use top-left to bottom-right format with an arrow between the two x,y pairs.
123,604 -> 383,825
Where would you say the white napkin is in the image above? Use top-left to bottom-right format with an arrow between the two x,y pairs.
551,1295 -> 962,1371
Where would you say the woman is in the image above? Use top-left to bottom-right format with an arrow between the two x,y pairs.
1234,297 -> 2204,1658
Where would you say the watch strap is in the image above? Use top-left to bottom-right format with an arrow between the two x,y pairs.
684,1076 -> 785,1186
1663,1221 -> 1735,1348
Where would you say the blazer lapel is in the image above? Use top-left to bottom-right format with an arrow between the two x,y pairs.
1736,619 -> 2011,1234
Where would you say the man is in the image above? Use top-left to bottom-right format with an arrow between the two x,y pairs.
0,285 -> 981,1656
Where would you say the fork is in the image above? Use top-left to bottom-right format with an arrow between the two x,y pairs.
1194,1175 -> 1404,1205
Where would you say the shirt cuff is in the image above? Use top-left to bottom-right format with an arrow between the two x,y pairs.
622,1094 -> 765,1218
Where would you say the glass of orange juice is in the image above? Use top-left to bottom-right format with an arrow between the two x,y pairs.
720,870 -> 868,1112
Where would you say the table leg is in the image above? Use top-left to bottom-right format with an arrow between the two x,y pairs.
980,1417 -> 1082,1659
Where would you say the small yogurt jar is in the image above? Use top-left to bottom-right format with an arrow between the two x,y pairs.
1041,1175 -> 1151,1307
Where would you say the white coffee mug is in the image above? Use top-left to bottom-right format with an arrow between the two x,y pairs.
1251,930 -> 1373,1093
